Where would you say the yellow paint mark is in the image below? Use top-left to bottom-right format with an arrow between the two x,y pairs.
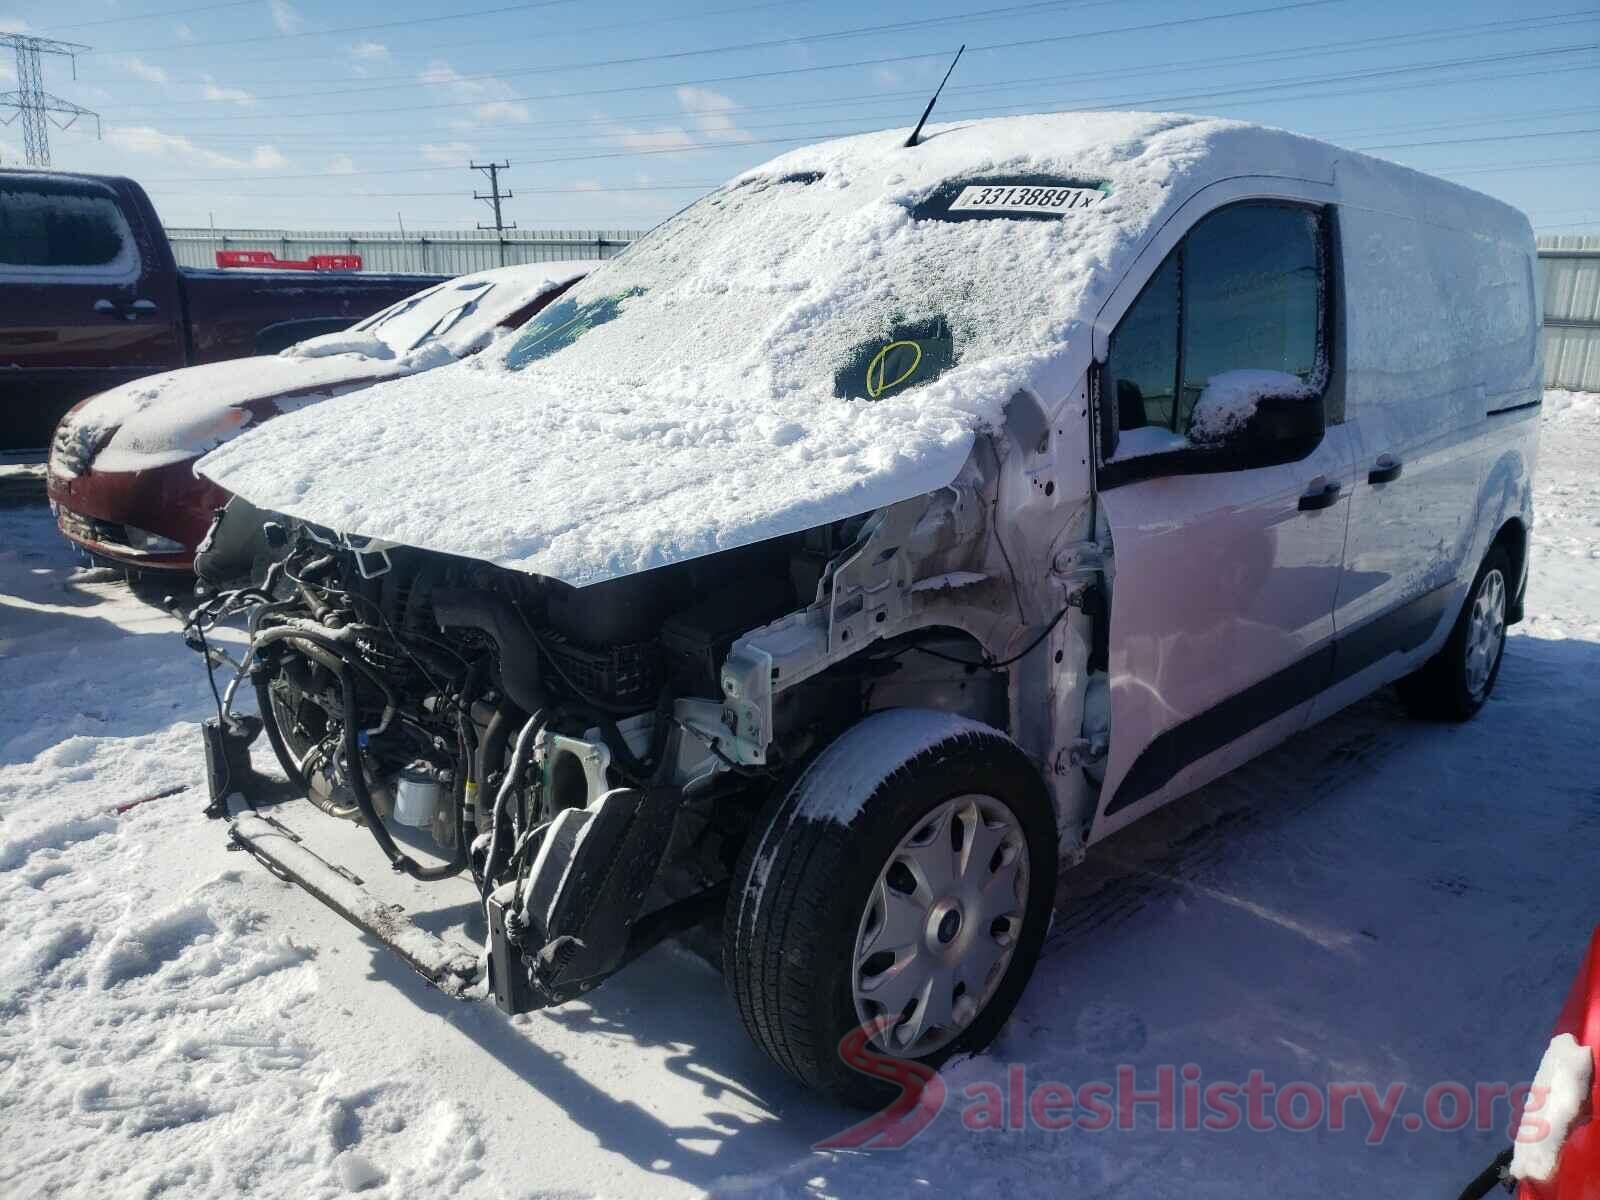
866,340 -> 923,398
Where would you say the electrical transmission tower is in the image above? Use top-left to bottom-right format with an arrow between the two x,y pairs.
1,33 -> 100,168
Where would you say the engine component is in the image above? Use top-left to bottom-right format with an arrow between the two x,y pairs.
393,764 -> 443,828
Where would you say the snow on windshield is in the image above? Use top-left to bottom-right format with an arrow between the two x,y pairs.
350,278 -> 497,356
197,113 -> 1351,585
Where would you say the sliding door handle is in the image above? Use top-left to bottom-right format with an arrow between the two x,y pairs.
1368,455 -> 1403,485
1298,479 -> 1343,512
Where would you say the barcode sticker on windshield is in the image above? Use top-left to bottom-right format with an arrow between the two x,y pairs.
947,184 -> 1104,215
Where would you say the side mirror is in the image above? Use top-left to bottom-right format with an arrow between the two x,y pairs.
1188,385 -> 1325,466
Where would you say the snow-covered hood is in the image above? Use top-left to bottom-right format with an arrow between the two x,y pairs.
56,262 -> 595,478
196,112 -> 1363,587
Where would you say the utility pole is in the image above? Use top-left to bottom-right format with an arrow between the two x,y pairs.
0,33 -> 99,168
471,160 -> 514,265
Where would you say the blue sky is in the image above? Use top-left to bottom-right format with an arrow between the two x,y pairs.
2,0 -> 1596,233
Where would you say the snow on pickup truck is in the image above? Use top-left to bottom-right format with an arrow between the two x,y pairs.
0,169 -> 447,451
177,110 -> 1541,1106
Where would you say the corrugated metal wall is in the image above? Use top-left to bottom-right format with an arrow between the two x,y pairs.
1539,235 -> 1600,393
165,226 -> 643,274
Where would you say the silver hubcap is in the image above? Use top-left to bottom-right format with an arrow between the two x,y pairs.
1465,568 -> 1507,699
852,794 -> 1029,1056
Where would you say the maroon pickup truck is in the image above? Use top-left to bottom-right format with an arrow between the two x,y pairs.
0,170 -> 446,451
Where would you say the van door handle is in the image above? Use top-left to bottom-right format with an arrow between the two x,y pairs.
1367,455 -> 1403,485
1298,478 -> 1343,512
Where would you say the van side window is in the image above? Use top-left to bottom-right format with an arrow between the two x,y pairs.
1106,254 -> 1179,432
1106,202 -> 1328,447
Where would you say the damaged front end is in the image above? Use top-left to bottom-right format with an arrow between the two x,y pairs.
182,394 -> 1095,1017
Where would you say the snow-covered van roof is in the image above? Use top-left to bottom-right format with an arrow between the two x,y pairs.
196,111 -> 1528,586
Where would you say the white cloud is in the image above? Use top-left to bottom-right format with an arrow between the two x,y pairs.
606,123 -> 696,154
175,22 -> 195,43
268,0 -> 302,35
123,57 -> 170,87
419,141 -> 475,166
0,15 -> 29,33
0,59 -> 13,84
675,85 -> 748,141
352,40 -> 389,61
590,88 -> 749,159
327,154 -> 356,175
107,124 -> 292,172
873,67 -> 903,89
473,100 -> 531,124
419,60 -> 531,125
201,75 -> 257,107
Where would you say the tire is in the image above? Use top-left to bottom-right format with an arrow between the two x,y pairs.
255,674 -> 312,793
724,709 -> 1058,1107
1396,545 -> 1512,722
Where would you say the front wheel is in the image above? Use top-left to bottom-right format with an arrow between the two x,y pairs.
724,710 -> 1058,1107
1397,546 -> 1512,722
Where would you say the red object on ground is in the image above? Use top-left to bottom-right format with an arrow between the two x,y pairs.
215,250 -> 363,272
1519,925 -> 1600,1200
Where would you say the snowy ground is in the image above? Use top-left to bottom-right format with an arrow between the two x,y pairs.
1,394 -> 1596,1199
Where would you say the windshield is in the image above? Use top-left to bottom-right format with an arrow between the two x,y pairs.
356,278 -> 497,354
500,157 -> 1125,405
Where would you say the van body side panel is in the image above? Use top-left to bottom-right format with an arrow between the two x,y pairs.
1089,423 -> 1358,841
1310,203 -> 1541,719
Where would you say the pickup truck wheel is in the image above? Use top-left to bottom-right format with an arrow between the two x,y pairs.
1396,546 -> 1512,722
724,710 -> 1057,1107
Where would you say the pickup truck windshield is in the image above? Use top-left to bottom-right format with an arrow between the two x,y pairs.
356,278 -> 496,354
502,165 -> 1115,404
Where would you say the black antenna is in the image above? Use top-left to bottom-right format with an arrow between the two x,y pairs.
904,44 -> 965,149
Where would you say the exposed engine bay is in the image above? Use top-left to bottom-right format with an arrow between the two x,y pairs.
181,473 -> 1070,1010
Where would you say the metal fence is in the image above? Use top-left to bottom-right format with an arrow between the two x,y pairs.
165,226 -> 644,275
1539,235 -> 1600,393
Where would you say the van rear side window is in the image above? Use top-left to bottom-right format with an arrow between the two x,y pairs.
1109,202 -> 1327,439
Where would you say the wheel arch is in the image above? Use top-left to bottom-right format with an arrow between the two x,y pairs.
1491,516 -> 1528,625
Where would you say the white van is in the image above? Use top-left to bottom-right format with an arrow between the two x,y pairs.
189,111 -> 1541,1106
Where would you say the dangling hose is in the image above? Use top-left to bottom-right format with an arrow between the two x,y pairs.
251,624 -> 465,882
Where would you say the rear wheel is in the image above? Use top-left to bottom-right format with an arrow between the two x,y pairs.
724,710 -> 1057,1106
1396,546 -> 1511,722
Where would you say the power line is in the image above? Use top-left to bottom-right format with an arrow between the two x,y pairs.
114,7 -> 1599,129
48,1 -> 259,30
121,41 -> 1600,182
144,182 -> 722,198
103,0 -> 1352,121
110,0 -> 1152,105
77,0 -> 834,75
80,0 -> 586,54
1357,127 -> 1600,153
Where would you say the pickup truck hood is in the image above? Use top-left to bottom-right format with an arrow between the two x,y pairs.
196,111 -> 1357,587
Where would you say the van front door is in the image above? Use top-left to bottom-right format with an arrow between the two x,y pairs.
1088,201 -> 1355,839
